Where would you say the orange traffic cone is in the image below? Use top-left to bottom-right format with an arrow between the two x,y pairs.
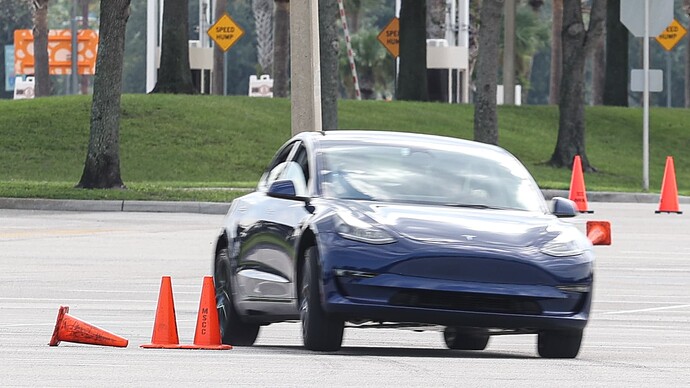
586,221 -> 611,246
656,156 -> 682,214
49,306 -> 128,347
141,276 -> 183,349
180,276 -> 232,350
569,155 -> 593,213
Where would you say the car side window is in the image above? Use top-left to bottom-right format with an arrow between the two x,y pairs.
260,142 -> 298,191
277,144 -> 309,196
281,161 -> 307,196
292,144 -> 310,185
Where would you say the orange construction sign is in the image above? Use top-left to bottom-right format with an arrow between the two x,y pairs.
14,29 -> 99,75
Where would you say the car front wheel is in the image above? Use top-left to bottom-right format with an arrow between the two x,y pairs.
214,246 -> 260,346
300,246 -> 344,351
537,329 -> 583,358
443,327 -> 490,350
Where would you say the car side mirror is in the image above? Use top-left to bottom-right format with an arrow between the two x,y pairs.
267,179 -> 314,212
268,179 -> 298,198
550,197 -> 578,218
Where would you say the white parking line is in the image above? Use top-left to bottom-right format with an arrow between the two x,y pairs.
601,304 -> 690,315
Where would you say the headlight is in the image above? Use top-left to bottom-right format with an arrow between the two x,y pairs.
540,227 -> 592,257
334,211 -> 395,244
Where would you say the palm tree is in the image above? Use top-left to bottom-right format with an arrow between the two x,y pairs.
683,0 -> 690,108
549,0 -> 562,105
32,0 -> 51,97
152,0 -> 195,94
473,0 -> 502,144
397,0 -> 428,101
273,0 -> 289,97
253,0 -> 273,74
212,0 -> 227,95
320,0 -> 339,129
603,0 -> 629,106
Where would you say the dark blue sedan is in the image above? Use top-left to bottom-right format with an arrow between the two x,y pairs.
213,130 -> 605,358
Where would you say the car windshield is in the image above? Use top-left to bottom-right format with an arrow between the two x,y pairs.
319,141 -> 545,212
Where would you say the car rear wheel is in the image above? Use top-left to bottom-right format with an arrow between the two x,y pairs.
443,327 -> 490,350
537,329 -> 583,358
300,246 -> 344,351
214,246 -> 260,346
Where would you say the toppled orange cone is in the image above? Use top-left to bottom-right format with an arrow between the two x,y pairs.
141,276 -> 183,349
569,155 -> 593,213
586,221 -> 611,246
49,306 -> 128,347
180,276 -> 232,350
656,156 -> 682,214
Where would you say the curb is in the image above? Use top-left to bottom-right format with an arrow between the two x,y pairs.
0,198 -> 232,215
541,190 -> 690,204
1,191 -> 688,214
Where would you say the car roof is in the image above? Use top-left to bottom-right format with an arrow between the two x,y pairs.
298,130 -> 505,154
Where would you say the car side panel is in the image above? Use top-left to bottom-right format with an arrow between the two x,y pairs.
231,193 -> 310,316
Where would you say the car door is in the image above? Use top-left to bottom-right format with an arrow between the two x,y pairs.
235,141 -> 312,311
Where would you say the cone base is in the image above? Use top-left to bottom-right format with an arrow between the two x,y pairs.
140,343 -> 186,349
178,344 -> 232,350
655,210 -> 683,214
49,306 -> 69,346
579,210 -> 594,214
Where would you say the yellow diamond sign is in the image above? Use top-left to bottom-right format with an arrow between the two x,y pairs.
208,13 -> 245,52
656,19 -> 687,51
377,17 -> 399,58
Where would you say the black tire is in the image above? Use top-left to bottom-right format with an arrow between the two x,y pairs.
214,246 -> 260,346
300,246 -> 344,351
443,327 -> 490,350
537,329 -> 583,358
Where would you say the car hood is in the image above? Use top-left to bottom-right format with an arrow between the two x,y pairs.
346,202 -> 556,248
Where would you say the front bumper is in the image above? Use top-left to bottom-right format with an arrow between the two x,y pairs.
326,272 -> 591,331
318,234 -> 593,331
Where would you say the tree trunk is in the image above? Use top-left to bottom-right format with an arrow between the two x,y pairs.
319,0 -> 338,130
603,0 -> 628,106
473,0 -> 502,145
80,0 -> 90,94
76,0 -> 131,189
273,0 -> 290,97
397,0 -> 428,101
549,0 -> 562,105
254,0 -> 274,74
685,0 -> 690,107
687,33 -> 690,108
349,0 -> 361,32
426,0 -> 446,38
33,0 -> 51,97
152,0 -> 195,94
549,0 -> 606,171
592,33 -> 605,105
212,0 -> 228,95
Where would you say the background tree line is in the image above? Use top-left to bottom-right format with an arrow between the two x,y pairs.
2,0 -> 689,109
1,0 -> 690,188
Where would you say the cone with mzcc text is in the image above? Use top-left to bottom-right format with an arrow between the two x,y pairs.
569,155 -> 593,213
656,156 -> 682,214
141,276 -> 183,349
180,276 -> 232,350
49,306 -> 128,347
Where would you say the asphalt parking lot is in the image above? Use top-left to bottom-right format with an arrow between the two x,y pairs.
0,199 -> 689,386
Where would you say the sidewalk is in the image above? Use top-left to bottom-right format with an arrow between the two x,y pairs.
0,190 -> 687,215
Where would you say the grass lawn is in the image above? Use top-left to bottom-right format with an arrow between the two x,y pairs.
1,94 -> 689,202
